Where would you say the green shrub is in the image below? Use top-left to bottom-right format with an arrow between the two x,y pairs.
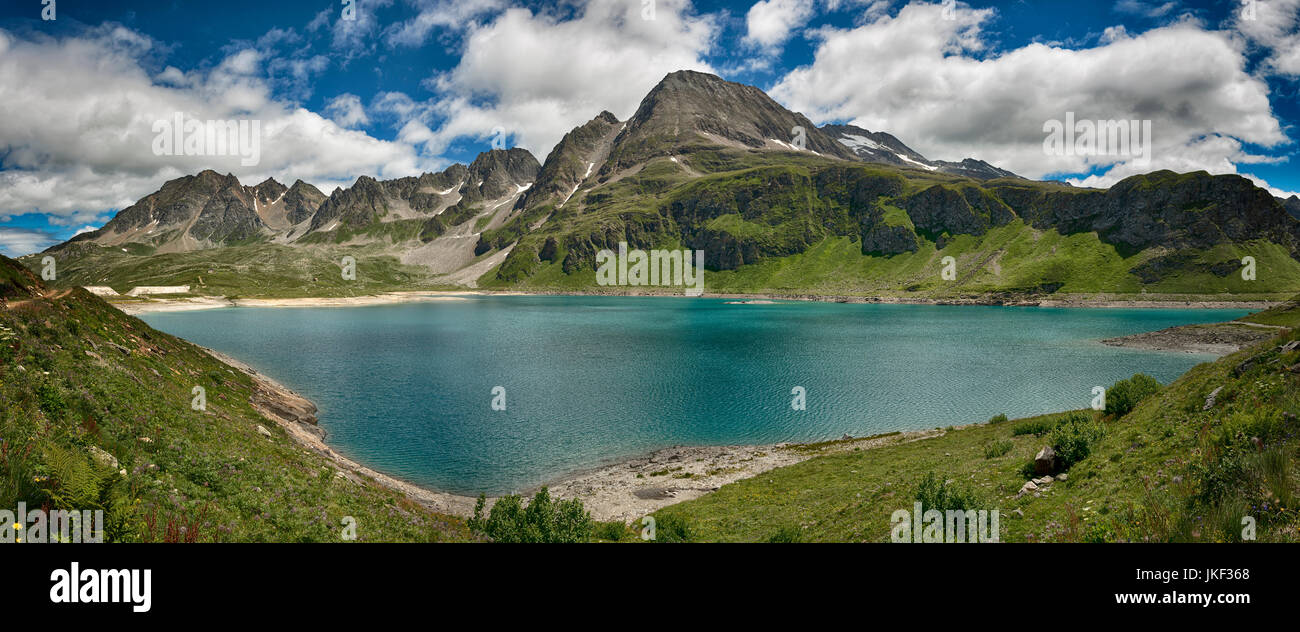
1105,373 -> 1162,417
1011,418 -> 1056,436
1210,410 -> 1288,453
593,520 -> 630,542
982,439 -> 1013,459
36,382 -> 67,419
1082,519 -> 1119,543
988,413 -> 1008,424
914,471 -> 980,512
467,487 -> 593,543
767,526 -> 802,543
1049,412 -> 1105,469
652,512 -> 693,543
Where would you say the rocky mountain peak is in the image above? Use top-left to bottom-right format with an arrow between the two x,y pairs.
464,148 -> 541,201
603,70 -> 856,174
518,110 -> 623,211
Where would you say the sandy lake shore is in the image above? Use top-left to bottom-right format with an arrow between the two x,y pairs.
111,289 -> 1283,316
112,291 -> 476,315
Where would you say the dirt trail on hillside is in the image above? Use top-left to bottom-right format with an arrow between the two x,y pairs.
4,288 -> 72,309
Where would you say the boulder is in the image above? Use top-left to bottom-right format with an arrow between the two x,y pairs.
87,446 -> 118,469
1034,446 -> 1057,475
1203,386 -> 1223,411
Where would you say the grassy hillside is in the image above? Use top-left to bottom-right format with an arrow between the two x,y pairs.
478,154 -> 1300,300
1239,297 -> 1300,327
0,255 -> 469,542
21,242 -> 456,299
487,227 -> 1300,300
644,306 -> 1300,542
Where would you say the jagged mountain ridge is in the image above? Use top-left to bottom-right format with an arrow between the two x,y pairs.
67,170 -> 302,253
517,111 -> 622,211
823,124 -> 1021,180
61,149 -> 539,254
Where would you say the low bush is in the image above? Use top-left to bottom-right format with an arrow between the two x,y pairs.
467,487 -> 593,543
1105,373 -> 1162,417
914,471 -> 980,512
1049,412 -> 1106,469
982,439 -> 1013,459
767,526 -> 801,543
593,520 -> 631,542
1011,418 -> 1056,436
651,512 -> 693,543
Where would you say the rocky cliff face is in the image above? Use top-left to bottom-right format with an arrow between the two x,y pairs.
1284,195 -> 1300,221
996,171 -> 1300,256
459,148 -> 541,204
518,111 -> 621,211
281,180 -> 328,226
898,184 -> 1016,241
308,176 -> 391,232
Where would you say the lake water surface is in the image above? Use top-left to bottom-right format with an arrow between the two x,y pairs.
140,296 -> 1251,494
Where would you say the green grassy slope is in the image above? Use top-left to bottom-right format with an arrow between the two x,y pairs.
1239,297 -> 1300,327
645,306 -> 1300,542
0,255 -> 469,542
478,154 -> 1300,300
21,242 -> 456,299
482,228 -> 1300,300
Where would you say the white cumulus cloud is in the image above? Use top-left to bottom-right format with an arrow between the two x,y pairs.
0,24 -> 437,222
406,0 -> 717,159
324,93 -> 371,128
744,0 -> 819,50
770,1 -> 1290,190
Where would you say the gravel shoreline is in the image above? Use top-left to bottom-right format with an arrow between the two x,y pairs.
112,289 -> 1282,316
1100,321 -> 1286,355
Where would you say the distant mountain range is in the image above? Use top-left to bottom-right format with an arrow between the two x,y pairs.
35,70 -> 1300,298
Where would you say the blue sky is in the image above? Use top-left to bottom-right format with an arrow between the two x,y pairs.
0,0 -> 1297,255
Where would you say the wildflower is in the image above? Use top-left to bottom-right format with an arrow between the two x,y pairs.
13,523 -> 21,530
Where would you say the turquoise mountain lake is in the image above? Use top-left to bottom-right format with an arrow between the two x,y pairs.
140,297 -> 1252,495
